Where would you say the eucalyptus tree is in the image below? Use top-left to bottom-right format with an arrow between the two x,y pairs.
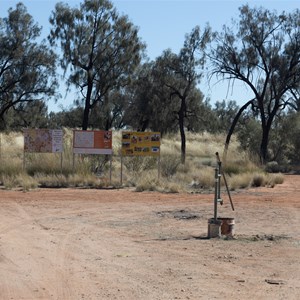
123,62 -> 155,131
153,26 -> 211,163
122,62 -> 176,134
1,100 -> 49,130
48,106 -> 83,129
88,89 -> 128,129
209,5 -> 300,163
213,100 -> 240,133
0,3 -> 57,127
49,0 -> 145,130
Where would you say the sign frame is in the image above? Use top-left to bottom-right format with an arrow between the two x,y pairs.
120,131 -> 161,184
23,129 -> 64,172
72,130 -> 113,184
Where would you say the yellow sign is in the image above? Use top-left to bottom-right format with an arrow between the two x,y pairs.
121,131 -> 160,156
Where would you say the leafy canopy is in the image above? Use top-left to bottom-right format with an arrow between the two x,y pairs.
0,3 -> 57,127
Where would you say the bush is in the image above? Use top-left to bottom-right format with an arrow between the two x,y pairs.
265,161 -> 280,173
266,173 -> 284,187
0,130 -> 285,191
160,155 -> 181,178
251,173 -> 266,187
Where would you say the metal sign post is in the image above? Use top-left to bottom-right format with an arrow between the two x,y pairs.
120,154 -> 123,185
109,154 -> 112,185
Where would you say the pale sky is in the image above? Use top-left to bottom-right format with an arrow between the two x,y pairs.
1,0 -> 299,112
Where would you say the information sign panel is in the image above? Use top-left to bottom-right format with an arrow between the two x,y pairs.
24,129 -> 63,153
73,130 -> 112,154
121,131 -> 160,156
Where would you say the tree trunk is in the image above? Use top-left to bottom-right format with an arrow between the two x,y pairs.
259,100 -> 278,164
82,101 -> 90,130
260,114 -> 275,164
179,98 -> 186,164
223,99 -> 254,161
82,72 -> 93,130
140,119 -> 149,132
260,125 -> 270,164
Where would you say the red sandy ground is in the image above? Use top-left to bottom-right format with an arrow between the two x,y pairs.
0,175 -> 299,300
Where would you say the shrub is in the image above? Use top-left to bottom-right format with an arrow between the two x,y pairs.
251,173 -> 266,187
265,161 -> 280,173
160,155 -> 181,178
0,130 -> 285,191
228,173 -> 253,190
266,173 -> 284,187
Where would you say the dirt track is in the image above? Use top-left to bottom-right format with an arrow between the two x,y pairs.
0,175 -> 299,299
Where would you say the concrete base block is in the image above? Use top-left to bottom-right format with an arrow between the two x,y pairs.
207,218 -> 221,238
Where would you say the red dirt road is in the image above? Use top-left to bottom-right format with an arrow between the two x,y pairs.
0,175 -> 299,299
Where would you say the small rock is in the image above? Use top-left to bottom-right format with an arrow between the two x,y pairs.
265,279 -> 285,285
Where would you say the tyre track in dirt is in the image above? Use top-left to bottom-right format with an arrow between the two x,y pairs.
0,199 -> 108,299
0,176 -> 299,299
0,200 -> 54,299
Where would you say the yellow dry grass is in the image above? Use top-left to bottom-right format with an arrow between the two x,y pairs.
0,129 -> 283,191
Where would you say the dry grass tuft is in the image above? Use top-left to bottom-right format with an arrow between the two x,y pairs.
251,173 -> 266,187
0,130 -> 285,191
266,173 -> 284,187
228,173 -> 256,190
1,173 -> 38,191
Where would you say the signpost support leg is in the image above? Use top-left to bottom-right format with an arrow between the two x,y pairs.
23,151 -> 26,171
158,155 -> 161,181
109,155 -> 112,185
60,153 -> 63,174
72,153 -> 75,173
120,155 -> 123,186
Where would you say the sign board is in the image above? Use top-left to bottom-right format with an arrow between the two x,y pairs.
121,131 -> 160,156
24,129 -> 63,153
73,130 -> 112,154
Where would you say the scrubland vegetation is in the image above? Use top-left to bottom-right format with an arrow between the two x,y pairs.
0,129 -> 284,192
1,2 -> 298,193
1,1 -> 299,187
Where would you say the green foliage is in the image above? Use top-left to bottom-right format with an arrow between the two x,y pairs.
237,116 -> 261,159
210,5 -> 300,163
269,112 -> 300,165
3,101 -> 49,131
0,3 -> 57,129
49,0 -> 145,130
239,111 -> 300,170
48,107 -> 84,129
123,62 -> 176,133
212,100 -> 240,133
265,161 -> 281,173
289,113 -> 300,164
145,26 -> 212,163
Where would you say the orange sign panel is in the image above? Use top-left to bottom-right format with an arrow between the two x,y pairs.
73,130 -> 112,154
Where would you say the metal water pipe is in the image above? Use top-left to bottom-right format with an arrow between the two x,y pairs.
214,167 -> 218,221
